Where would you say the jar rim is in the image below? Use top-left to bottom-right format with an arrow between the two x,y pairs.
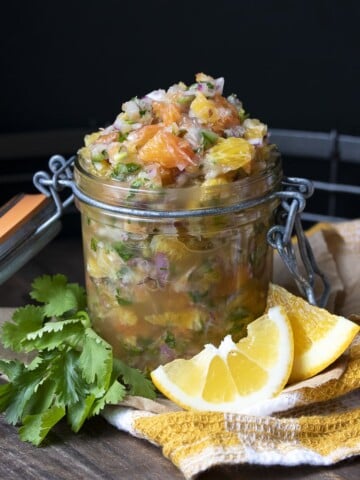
74,152 -> 283,212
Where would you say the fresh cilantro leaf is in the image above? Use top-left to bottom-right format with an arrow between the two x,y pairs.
67,284 -> 87,312
19,406 -> 66,446
114,359 -> 156,399
0,383 -> 15,412
0,359 -> 23,381
51,350 -> 87,406
74,310 -> 91,328
22,378 -> 57,417
26,356 -> 43,371
0,274 -> 158,445
30,274 -> 67,304
79,328 -> 112,389
25,319 -> 84,351
4,360 -> 49,425
1,305 -> 44,352
67,394 -> 96,433
30,274 -> 86,317
90,380 -> 126,416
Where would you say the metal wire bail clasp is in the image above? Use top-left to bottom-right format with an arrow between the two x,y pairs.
267,177 -> 330,307
33,155 -> 75,233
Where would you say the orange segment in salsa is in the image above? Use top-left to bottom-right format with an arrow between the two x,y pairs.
138,130 -> 195,169
129,124 -> 164,149
152,101 -> 182,125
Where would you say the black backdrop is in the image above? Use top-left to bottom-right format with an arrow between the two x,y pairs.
1,0 -> 360,135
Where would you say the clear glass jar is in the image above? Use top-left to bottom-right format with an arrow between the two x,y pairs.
74,152 -> 282,372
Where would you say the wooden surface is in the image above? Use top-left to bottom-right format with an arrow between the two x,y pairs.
1,236 -> 360,479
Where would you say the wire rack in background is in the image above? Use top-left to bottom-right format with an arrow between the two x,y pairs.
271,129 -> 360,223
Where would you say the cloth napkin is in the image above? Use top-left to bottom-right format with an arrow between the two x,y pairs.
103,220 -> 360,479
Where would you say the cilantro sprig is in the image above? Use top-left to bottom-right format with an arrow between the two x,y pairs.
0,274 -> 155,446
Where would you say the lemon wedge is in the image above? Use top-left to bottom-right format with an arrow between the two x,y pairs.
151,306 -> 293,412
267,284 -> 360,383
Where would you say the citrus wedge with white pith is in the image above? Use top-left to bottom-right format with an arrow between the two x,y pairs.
151,306 -> 294,412
267,284 -> 360,384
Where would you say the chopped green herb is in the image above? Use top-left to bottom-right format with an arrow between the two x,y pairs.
91,149 -> 107,163
111,162 -> 141,181
249,244 -> 267,270
189,290 -> 209,304
200,130 -> 219,150
117,266 -> 131,279
177,96 -> 193,105
239,109 -> 250,122
127,178 -> 145,199
227,307 -> 252,338
227,306 -> 250,322
130,179 -> 144,188
90,237 -> 98,252
113,242 -> 134,261
164,331 -> 176,349
126,161 -> 141,173
118,132 -> 128,142
206,82 -> 215,89
112,151 -> 128,164
116,289 -> 132,306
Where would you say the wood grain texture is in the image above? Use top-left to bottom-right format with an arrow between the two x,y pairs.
1,409 -> 359,480
0,415 -> 183,480
0,236 -> 359,479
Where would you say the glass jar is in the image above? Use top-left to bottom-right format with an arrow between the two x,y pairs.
74,152 -> 282,372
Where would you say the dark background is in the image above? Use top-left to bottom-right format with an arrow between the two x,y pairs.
0,0 -> 359,227
1,0 -> 359,135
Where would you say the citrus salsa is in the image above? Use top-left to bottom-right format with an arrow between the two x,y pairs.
76,73 -> 281,371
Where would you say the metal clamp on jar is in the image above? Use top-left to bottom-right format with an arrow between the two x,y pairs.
0,153 -> 329,370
